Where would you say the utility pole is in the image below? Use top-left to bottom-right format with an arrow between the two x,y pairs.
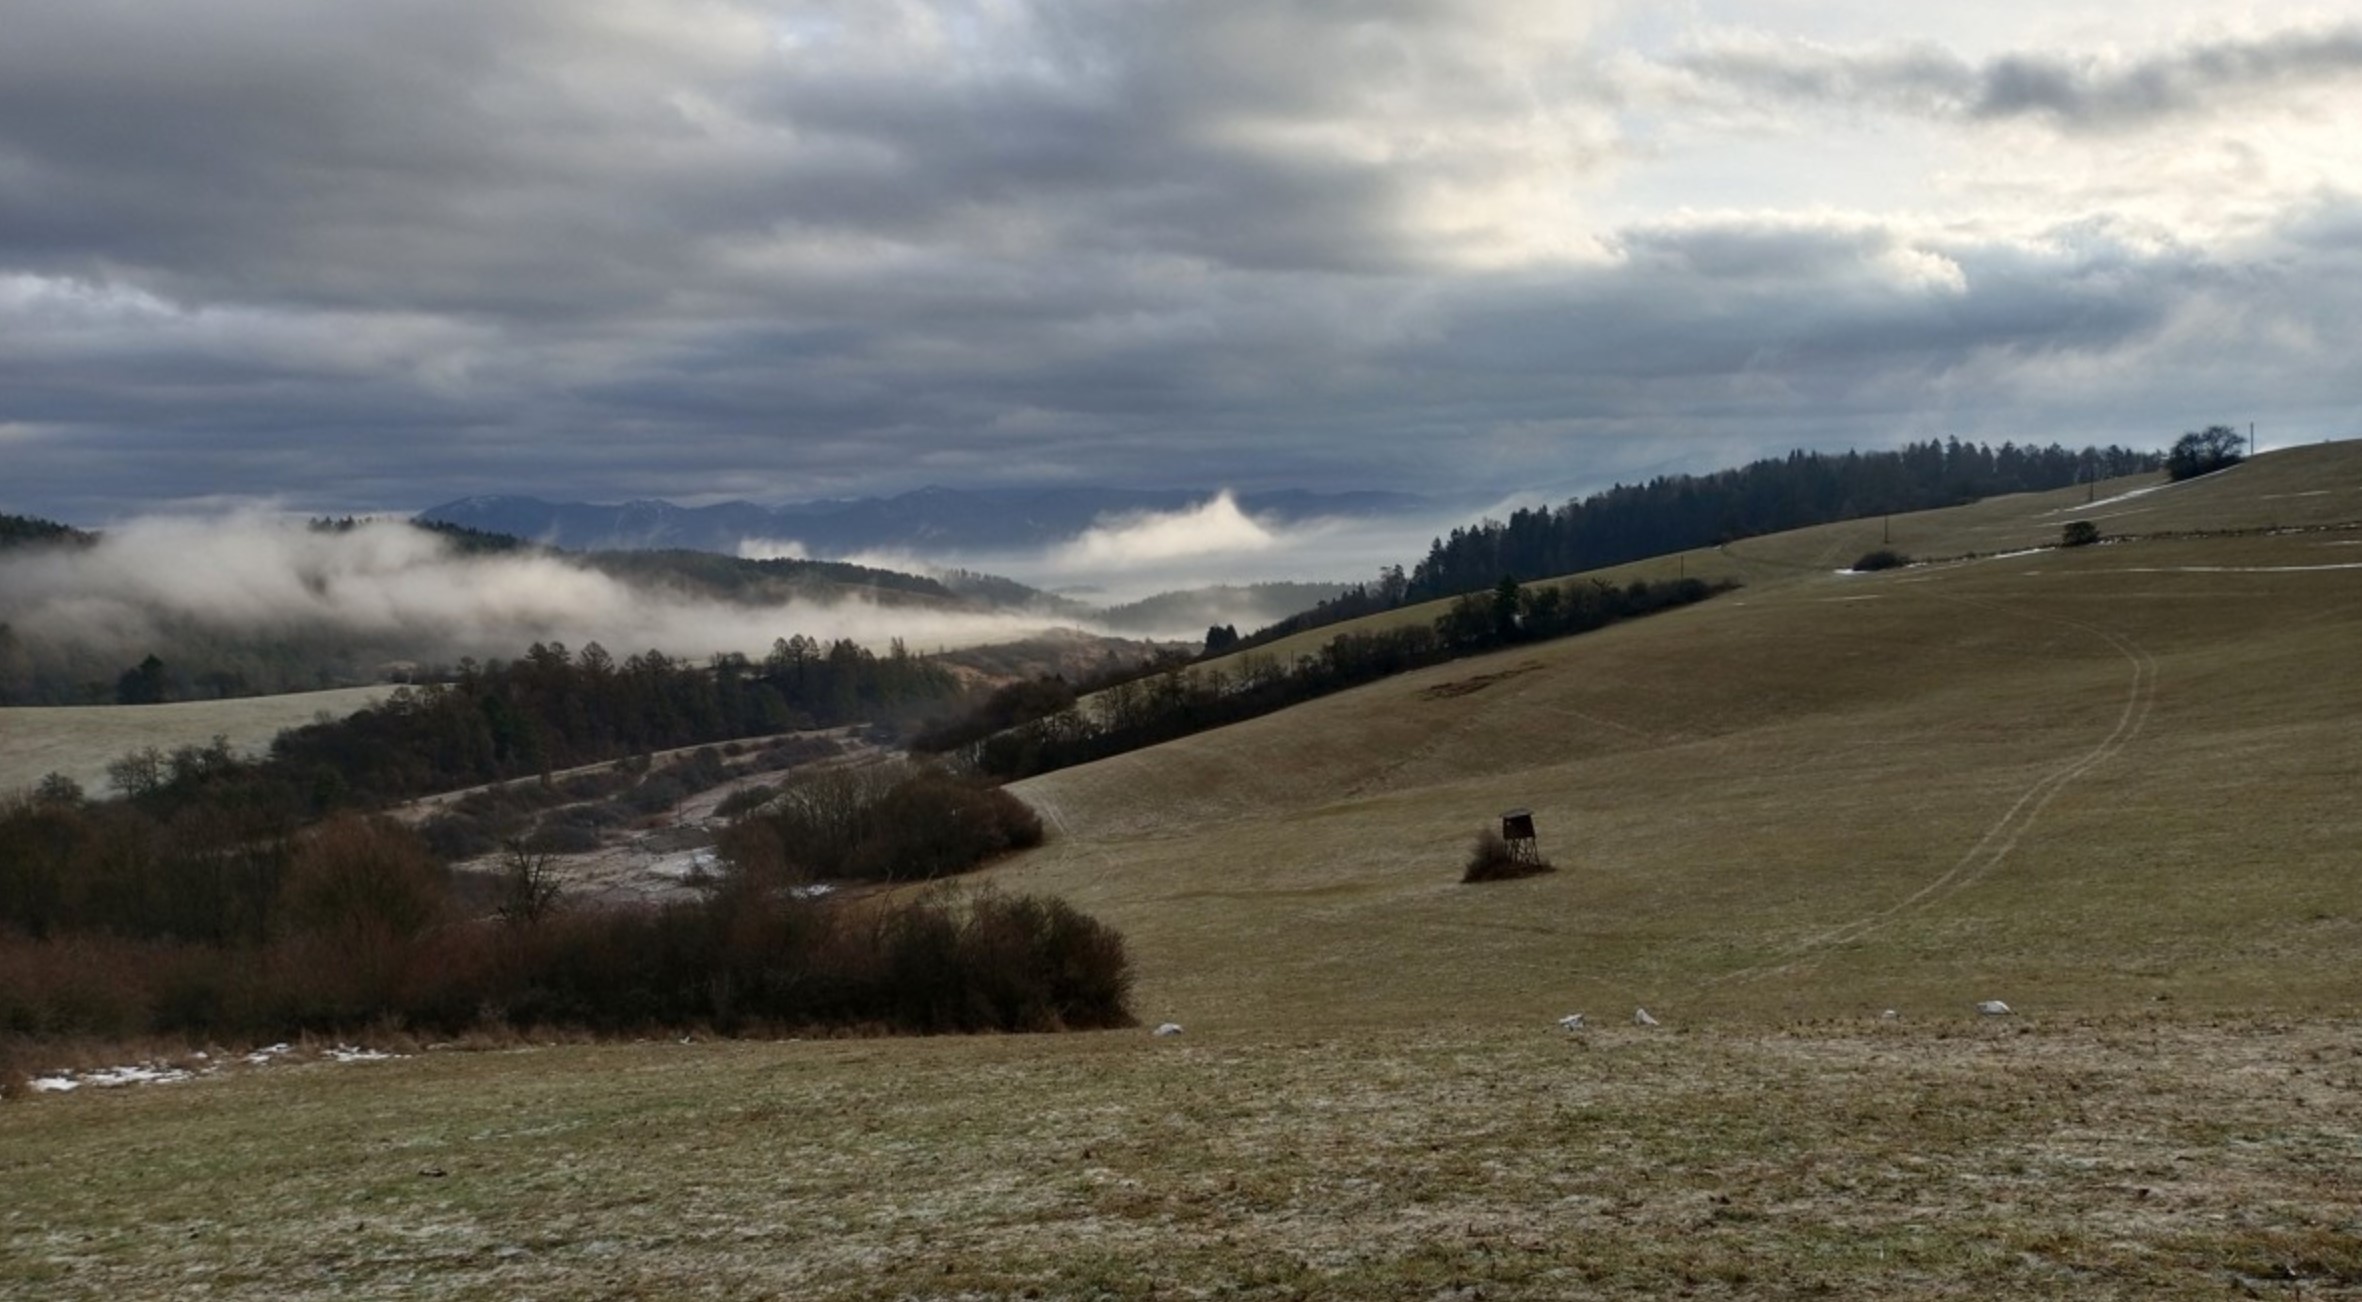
2250,422 -> 2256,457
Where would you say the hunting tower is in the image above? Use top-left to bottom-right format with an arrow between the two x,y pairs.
1500,808 -> 1542,866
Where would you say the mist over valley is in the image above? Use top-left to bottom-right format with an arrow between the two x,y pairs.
0,487 -> 1461,707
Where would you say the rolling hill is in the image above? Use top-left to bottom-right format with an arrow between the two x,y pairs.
417,486 -> 1430,556
8,443 -> 2359,1299
0,686 -> 394,798
992,443 -> 2362,1028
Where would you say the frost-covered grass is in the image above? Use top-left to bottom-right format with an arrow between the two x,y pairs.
7,1018 -> 2361,1299
0,686 -> 387,797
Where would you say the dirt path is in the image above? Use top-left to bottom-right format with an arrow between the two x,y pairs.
1718,595 -> 2159,985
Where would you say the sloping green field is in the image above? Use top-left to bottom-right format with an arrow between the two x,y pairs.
7,445 -> 2359,1299
1000,446 -> 2362,1030
0,686 -> 391,798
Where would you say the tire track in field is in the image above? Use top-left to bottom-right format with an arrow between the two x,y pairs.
1022,785 -> 1073,840
1715,598 -> 2158,985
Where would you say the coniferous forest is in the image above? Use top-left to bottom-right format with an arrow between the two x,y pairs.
1402,438 -> 2156,602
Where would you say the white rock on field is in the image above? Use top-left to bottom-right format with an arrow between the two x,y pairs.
1557,1013 -> 1586,1031
1632,1008 -> 1660,1027
1976,1000 -> 2013,1016
1153,1022 -> 1184,1037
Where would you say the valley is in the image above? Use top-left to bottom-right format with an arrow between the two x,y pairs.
6,445 -> 2360,1298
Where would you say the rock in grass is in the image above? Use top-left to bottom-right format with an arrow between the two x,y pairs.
1557,1013 -> 1586,1031
1633,1008 -> 1660,1027
1153,1022 -> 1184,1037
1977,1000 -> 2013,1016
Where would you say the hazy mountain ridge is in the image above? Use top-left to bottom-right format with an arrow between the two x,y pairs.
0,515 -> 1082,708
1095,582 -> 1356,637
417,487 -> 1431,557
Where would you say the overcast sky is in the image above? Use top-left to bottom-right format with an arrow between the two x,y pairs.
6,0 -> 2361,524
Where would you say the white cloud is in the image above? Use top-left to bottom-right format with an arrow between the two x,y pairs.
735,536 -> 808,560
0,515 -> 1084,664
1059,492 -> 1280,568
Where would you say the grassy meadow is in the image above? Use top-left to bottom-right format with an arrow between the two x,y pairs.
0,686 -> 390,798
5,444 -> 2361,1298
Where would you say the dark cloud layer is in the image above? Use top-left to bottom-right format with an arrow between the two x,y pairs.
3,2 -> 2358,523
1674,23 -> 2362,131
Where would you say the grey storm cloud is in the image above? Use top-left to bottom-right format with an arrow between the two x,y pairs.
1673,23 -> 2362,131
2,1 -> 2359,523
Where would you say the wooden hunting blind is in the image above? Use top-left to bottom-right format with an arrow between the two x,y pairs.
1500,808 -> 1541,865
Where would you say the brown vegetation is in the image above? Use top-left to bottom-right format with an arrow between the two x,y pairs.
0,756 -> 1116,1060
0,880 -> 1132,1061
720,760 -> 1044,884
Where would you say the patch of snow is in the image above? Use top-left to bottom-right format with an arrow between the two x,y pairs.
29,1041 -> 410,1096
30,1061 -> 197,1091
2112,562 -> 2362,574
87,1063 -> 196,1087
644,849 -> 718,881
2043,483 -> 2169,517
789,883 -> 836,899
1936,547 -> 2050,570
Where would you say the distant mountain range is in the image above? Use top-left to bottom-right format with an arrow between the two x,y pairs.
414,487 -> 1430,558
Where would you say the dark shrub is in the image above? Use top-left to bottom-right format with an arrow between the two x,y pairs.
736,762 -> 1043,884
1463,829 -> 1553,884
616,774 -> 690,816
2061,520 -> 2101,548
417,812 -> 498,861
2166,424 -> 2244,481
712,784 -> 779,820
713,817 -> 793,891
278,815 -> 449,941
957,891 -> 1134,1031
1850,549 -> 1909,572
673,747 -> 730,794
557,769 -> 632,802
0,884 -> 1134,1043
844,769 -> 1045,882
522,821 -> 602,855
547,802 -> 628,831
749,734 -> 841,772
